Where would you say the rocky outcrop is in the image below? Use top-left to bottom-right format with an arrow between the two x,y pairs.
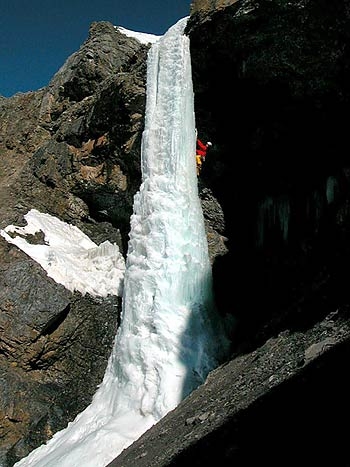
1,21 -> 149,248
191,0 -> 238,13
0,21 -> 150,466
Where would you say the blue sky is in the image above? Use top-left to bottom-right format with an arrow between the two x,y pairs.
0,0 -> 191,97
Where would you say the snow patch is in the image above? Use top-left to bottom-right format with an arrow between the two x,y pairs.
0,209 -> 125,297
116,26 -> 160,44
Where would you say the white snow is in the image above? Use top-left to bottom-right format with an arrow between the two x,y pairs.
0,209 -> 125,297
116,26 -> 160,44
12,16 -> 230,467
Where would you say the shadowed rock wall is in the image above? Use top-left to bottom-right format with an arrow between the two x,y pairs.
188,0 -> 350,352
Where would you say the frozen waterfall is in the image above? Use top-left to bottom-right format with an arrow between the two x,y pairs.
14,17 -> 229,467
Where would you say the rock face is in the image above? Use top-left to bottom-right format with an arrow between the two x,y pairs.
191,0 -> 238,13
0,21 -> 150,466
188,0 -> 350,353
2,0 -> 350,465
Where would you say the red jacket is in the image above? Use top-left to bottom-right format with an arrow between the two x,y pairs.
196,139 -> 208,157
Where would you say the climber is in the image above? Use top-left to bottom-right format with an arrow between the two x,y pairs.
196,139 -> 212,175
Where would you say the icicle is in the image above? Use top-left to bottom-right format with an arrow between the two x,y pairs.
257,195 -> 290,246
278,196 -> 290,242
326,176 -> 338,204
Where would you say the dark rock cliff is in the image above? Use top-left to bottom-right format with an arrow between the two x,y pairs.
189,0 -> 350,352
2,0 -> 350,465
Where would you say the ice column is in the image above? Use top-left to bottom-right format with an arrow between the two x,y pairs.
14,17 -> 229,467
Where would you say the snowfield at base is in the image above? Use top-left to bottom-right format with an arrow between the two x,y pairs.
0,209 -> 125,297
12,17 -> 230,467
